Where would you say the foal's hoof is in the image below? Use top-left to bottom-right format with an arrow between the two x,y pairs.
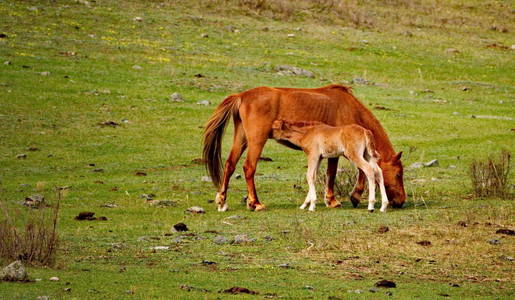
350,195 -> 360,208
217,203 -> 228,212
253,203 -> 266,211
327,201 -> 342,208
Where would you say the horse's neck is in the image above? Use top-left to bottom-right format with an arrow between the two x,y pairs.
357,110 -> 395,160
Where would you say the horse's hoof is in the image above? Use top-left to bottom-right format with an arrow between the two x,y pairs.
327,201 -> 342,208
350,195 -> 360,208
218,204 -> 228,212
299,205 -> 306,210
368,209 -> 374,213
380,209 -> 387,213
254,203 -> 266,211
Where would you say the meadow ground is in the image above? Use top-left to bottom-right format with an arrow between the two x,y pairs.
0,0 -> 514,299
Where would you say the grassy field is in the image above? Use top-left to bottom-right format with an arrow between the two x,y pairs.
0,0 -> 514,299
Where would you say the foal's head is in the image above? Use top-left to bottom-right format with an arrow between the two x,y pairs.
379,151 -> 406,208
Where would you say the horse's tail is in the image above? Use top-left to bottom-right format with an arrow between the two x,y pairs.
364,129 -> 380,162
203,95 -> 241,188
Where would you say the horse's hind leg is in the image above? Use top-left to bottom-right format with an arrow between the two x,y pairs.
349,154 -> 376,212
324,157 -> 342,208
215,121 -> 247,212
242,133 -> 268,211
301,154 -> 321,211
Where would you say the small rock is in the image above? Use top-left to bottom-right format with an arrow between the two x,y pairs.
140,193 -> 155,201
351,78 -> 374,85
213,235 -> 230,245
452,111 -> 459,115
457,221 -> 467,227
150,246 -> 169,251
98,121 -> 119,127
1,261 -> 28,282
101,203 -> 117,208
49,276 -> 59,281
278,263 -> 293,269
499,255 -> 514,262
132,65 -> 142,70
201,176 -> 212,182
134,171 -> 147,176
170,92 -> 184,102
23,194 -> 45,208
488,239 -> 501,245
424,159 -> 439,167
196,100 -> 210,106
369,288 -> 378,293
200,33 -> 209,38
385,291 -> 393,296
496,229 -> 514,235
263,235 -> 273,241
173,222 -> 188,232
4,60 -> 11,65
186,206 -> 205,214
235,174 -> 242,179
40,71 -> 50,76
226,215 -> 244,220
16,153 -> 27,159
274,65 -> 314,78
303,285 -> 314,290
347,289 -> 363,294
201,260 -> 216,265
287,33 -> 295,37
64,288 -> 71,292
133,16 -> 143,22
378,226 -> 389,233
375,279 -> 396,288
233,234 -> 256,244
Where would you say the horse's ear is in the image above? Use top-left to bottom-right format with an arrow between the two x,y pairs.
393,151 -> 403,162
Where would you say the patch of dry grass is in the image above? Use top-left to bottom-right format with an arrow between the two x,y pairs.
470,150 -> 512,199
0,193 -> 60,266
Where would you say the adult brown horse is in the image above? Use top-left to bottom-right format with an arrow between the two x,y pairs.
203,84 -> 406,211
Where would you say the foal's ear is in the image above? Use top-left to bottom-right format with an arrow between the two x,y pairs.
393,151 -> 403,162
272,120 -> 283,130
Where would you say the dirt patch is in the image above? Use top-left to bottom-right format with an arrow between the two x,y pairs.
223,286 -> 259,295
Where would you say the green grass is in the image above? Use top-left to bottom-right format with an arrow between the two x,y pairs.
0,0 -> 514,299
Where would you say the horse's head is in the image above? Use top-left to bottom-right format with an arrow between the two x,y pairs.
379,151 -> 406,208
271,120 -> 286,139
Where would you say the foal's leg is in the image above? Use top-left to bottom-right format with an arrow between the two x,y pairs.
300,154 -> 321,211
349,169 -> 366,208
350,157 -> 376,212
372,162 -> 388,212
324,157 -> 342,208
215,121 -> 247,212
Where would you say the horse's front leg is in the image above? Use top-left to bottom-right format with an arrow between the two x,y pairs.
242,136 -> 268,211
324,157 -> 342,208
349,169 -> 366,208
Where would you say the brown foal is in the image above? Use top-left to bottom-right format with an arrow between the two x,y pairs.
272,120 -> 388,212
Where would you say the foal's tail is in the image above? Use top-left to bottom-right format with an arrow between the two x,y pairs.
203,95 -> 241,188
364,129 -> 380,162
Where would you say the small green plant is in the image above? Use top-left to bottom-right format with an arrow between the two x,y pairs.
0,193 -> 60,266
469,150 -> 512,199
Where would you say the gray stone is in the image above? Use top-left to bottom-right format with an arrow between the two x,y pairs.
213,235 -> 230,245
197,100 -> 211,106
201,176 -> 212,182
49,276 -> 59,281
233,234 -> 256,244
274,65 -> 314,78
16,153 -> 27,159
170,92 -> 184,102
132,65 -> 142,70
150,246 -> 169,250
186,206 -> 205,214
40,71 -> 50,76
351,78 -> 374,85
488,239 -> 501,245
23,194 -> 44,208
1,261 -> 28,281
424,159 -> 439,167
278,263 -> 293,269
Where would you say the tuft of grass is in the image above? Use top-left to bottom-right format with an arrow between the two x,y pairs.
469,150 -> 512,199
315,166 -> 356,200
0,192 -> 60,266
